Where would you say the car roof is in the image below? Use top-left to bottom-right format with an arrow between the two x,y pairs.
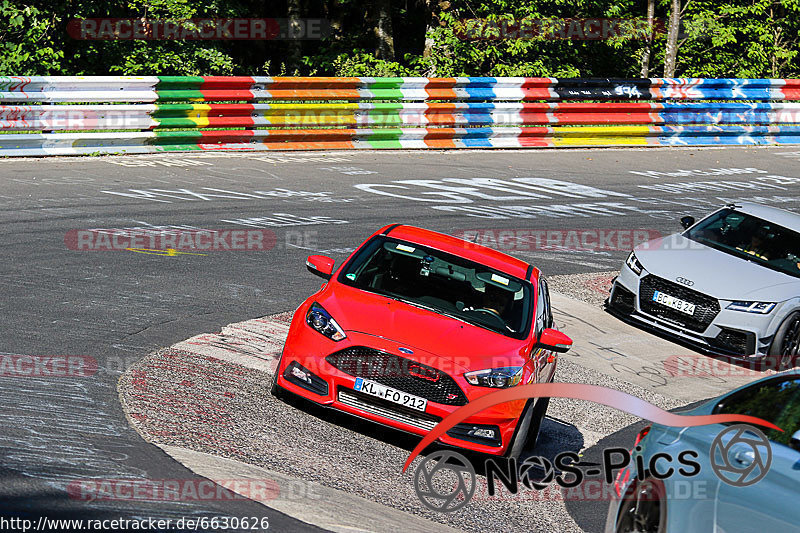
382,225 -> 536,282
735,202 -> 800,231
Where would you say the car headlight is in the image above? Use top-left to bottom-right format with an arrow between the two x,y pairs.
306,303 -> 347,341
726,301 -> 776,314
464,367 -> 523,388
625,251 -> 643,275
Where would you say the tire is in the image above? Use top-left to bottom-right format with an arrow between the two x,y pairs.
526,397 -> 550,450
270,352 -> 286,399
614,478 -> 667,533
505,397 -> 549,460
769,311 -> 800,371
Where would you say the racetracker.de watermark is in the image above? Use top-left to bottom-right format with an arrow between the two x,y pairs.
0,354 -> 98,377
454,228 -> 661,252
67,18 -> 330,40
65,228 -> 277,252
455,18 -> 666,41
67,479 -> 280,502
664,355 -> 774,377
470,476 -> 712,503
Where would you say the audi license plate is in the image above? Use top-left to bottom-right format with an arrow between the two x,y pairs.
353,377 -> 428,412
652,290 -> 696,315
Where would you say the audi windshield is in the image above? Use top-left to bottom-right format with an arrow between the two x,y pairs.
685,208 -> 800,278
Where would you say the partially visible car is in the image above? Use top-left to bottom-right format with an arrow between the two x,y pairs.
607,202 -> 800,368
605,371 -> 800,533
272,224 -> 572,458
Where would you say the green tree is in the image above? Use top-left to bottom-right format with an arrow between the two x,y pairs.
0,0 -> 797,78
658,0 -> 800,77
0,1 -> 64,74
0,0 -> 239,75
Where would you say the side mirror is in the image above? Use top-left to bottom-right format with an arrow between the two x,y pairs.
306,255 -> 334,280
680,216 -> 695,230
536,328 -> 573,353
791,430 -> 800,452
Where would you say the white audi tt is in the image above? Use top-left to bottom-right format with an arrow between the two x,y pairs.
607,202 -> 800,369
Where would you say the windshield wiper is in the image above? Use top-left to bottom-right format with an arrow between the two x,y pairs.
393,296 -> 455,318
395,296 -> 520,334
391,296 -> 478,326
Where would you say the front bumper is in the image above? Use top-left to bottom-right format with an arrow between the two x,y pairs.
275,329 -> 527,456
607,264 -> 780,358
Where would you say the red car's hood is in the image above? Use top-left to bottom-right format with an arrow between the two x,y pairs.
318,284 -> 529,371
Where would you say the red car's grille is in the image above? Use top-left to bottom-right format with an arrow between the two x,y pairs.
325,347 -> 468,406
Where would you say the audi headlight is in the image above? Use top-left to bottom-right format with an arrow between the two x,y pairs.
625,251 -> 643,275
464,367 -> 523,388
306,303 -> 347,341
726,301 -> 776,314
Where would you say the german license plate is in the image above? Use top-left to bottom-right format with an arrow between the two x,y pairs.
353,377 -> 428,412
652,290 -> 696,315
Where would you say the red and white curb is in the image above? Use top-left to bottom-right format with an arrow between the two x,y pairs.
171,312 -> 292,373
119,311 -> 460,533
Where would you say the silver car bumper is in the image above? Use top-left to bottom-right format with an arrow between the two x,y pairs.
608,264 -> 782,358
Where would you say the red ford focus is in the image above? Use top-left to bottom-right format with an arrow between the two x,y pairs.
272,224 -> 572,458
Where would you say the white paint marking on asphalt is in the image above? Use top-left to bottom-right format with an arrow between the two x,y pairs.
159,444 -> 461,533
628,167 -> 769,180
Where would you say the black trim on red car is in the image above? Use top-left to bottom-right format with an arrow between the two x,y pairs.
381,223 -> 402,236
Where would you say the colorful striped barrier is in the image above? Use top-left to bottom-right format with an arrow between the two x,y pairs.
0,76 -> 798,156
2,76 -> 800,103
3,102 -> 800,131
2,125 -> 800,157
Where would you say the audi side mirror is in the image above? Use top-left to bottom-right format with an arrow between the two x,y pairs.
680,216 -> 696,230
791,430 -> 800,452
536,328 -> 573,353
306,255 -> 334,280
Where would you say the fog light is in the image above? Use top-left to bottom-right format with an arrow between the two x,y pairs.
291,365 -> 311,384
469,427 -> 496,439
447,423 -> 502,447
283,361 -> 329,396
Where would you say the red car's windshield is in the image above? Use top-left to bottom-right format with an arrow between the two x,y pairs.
337,236 -> 533,339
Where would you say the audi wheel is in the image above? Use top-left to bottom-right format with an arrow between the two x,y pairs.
769,311 -> 800,371
614,478 -> 667,533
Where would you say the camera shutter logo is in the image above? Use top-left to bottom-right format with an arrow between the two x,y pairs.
519,456 -> 555,490
710,424 -> 772,487
413,450 -> 476,512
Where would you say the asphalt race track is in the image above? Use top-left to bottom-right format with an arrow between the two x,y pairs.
2,146 -> 800,532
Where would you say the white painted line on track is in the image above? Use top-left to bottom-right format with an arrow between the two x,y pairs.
159,444 -> 462,533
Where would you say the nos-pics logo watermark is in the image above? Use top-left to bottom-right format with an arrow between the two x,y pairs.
710,424 -> 772,487
400,383 -> 780,513
412,424 -> 773,512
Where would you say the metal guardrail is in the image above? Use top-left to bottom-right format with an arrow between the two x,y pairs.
0,76 -> 798,156
2,102 -> 800,131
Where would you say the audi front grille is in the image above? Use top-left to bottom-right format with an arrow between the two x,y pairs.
638,275 -> 720,333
